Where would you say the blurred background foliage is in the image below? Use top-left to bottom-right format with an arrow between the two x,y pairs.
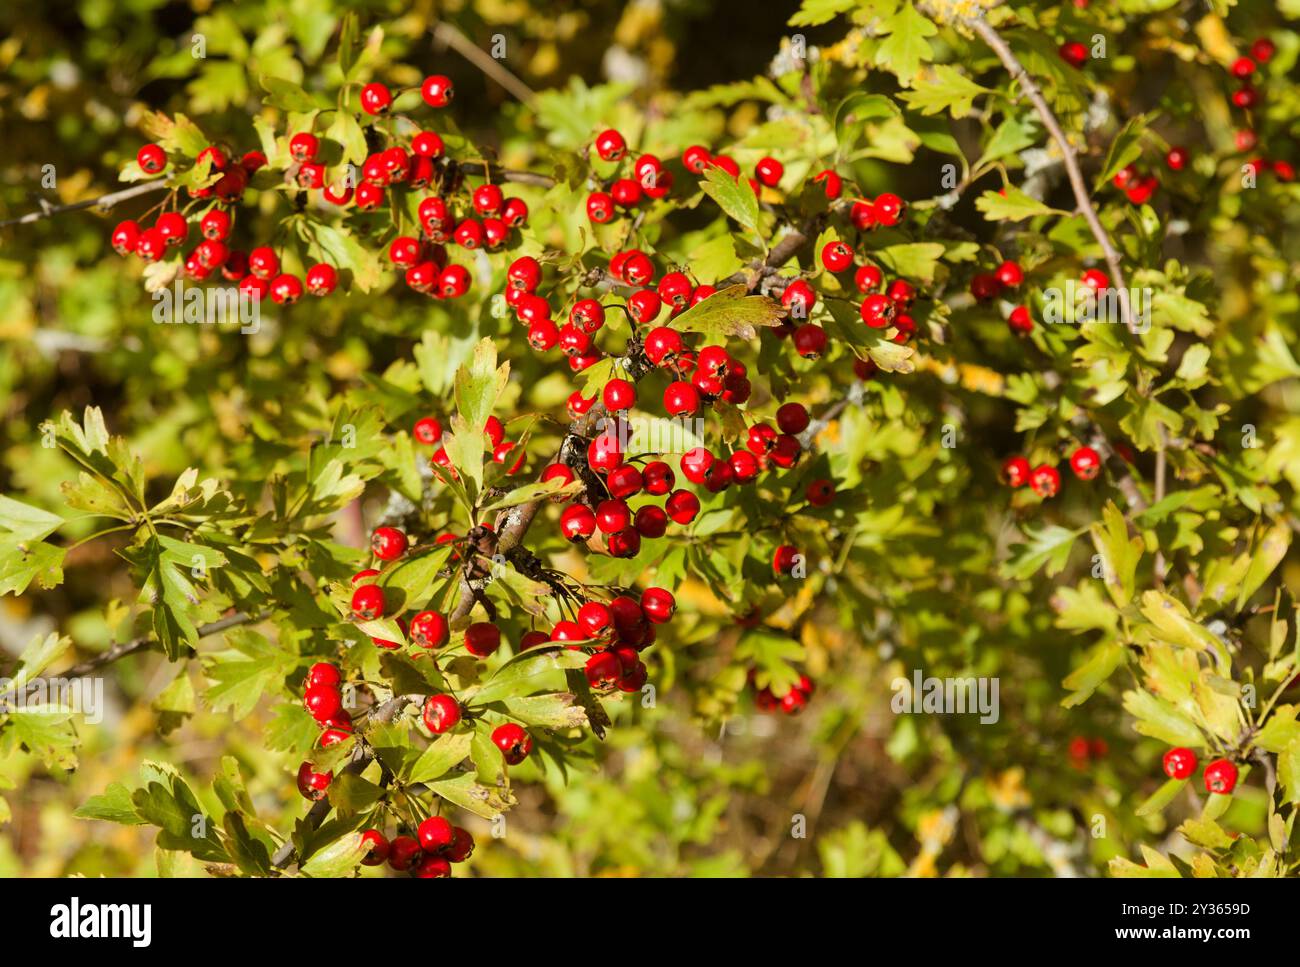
0,0 -> 1297,877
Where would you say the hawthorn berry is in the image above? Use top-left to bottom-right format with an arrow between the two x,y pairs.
417,815 -> 454,852
821,241 -> 853,274
1162,747 -> 1197,781
1069,446 -> 1101,480
350,583 -> 385,620
628,289 -> 662,324
1001,456 -> 1032,488
1081,268 -> 1109,290
387,835 -> 421,871
793,323 -> 827,359
440,265 -> 472,298
1230,56 -> 1256,78
371,526 -> 408,561
1008,306 -> 1033,334
585,650 -> 623,688
873,192 -> 905,226
642,460 -> 674,495
571,299 -> 605,333
781,280 -> 816,320
606,463 -> 643,499
587,191 -> 614,223
296,761 -> 333,801
1029,465 -> 1061,498
1204,759 -> 1238,795
776,402 -> 810,435
1059,41 -> 1088,68
665,489 -> 700,524
635,505 -> 668,538
595,129 -> 627,162
644,326 -> 683,366
304,684 -> 343,722
595,499 -> 632,534
111,220 -> 140,255
304,263 -> 337,296
137,143 -> 167,174
410,610 -> 449,649
360,82 -> 392,114
806,478 -> 835,507
307,662 -> 341,689
854,264 -> 883,294
970,273 -> 1002,301
1250,38 -> 1276,63
492,723 -> 533,765
1165,146 -> 1189,171
773,544 -> 801,576
641,587 -> 675,624
465,622 -> 501,657
755,156 -> 784,188
665,381 -> 701,417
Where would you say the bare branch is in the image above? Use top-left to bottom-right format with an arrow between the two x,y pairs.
431,22 -> 537,107
0,179 -> 171,230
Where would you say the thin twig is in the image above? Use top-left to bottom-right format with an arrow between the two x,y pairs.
963,16 -> 1137,337
432,22 -> 537,106
0,179 -> 171,230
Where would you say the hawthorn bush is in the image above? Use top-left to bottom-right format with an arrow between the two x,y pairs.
1,0 -> 1299,879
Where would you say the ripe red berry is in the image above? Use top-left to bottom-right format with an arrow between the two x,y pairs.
528,319 -> 559,351
1029,465 -> 1061,498
634,505 -> 668,538
387,835 -> 421,871
307,662 -> 341,688
465,622 -> 501,657
1162,747 -> 1197,781
588,431 -> 622,473
627,288 -> 662,324
1230,56 -> 1256,78
350,584 -> 385,620
445,827 -> 475,863
1081,268 -> 1109,291
595,499 -> 632,534
371,526 -> 408,561
644,326 -> 683,366
412,130 -> 445,158
492,723 -> 532,765
248,246 -> 279,280
658,272 -> 692,309
606,463 -> 643,499
472,183 -> 504,216
137,143 -> 167,174
421,74 -> 454,107
1250,38 -> 1275,64
413,852 -> 451,879
970,273 -> 1002,301
507,255 -> 541,293
1069,446 -> 1101,480
776,402 -> 810,435
1059,41 -> 1088,68
641,587 -> 675,624
454,219 -> 484,249
821,241 -> 853,273
854,264 -> 883,295
410,610 -> 449,649
417,815 -> 454,852
1001,456 -> 1031,488
585,650 -> 622,688
1204,759 -> 1238,795
665,489 -> 700,525
1165,146 -> 1189,171
571,299 -> 605,333
360,82 -> 392,114
595,129 -> 627,162
781,280 -> 816,320
304,683 -> 342,721
440,265 -> 471,298
773,544 -> 800,576
860,293 -> 896,327
812,169 -> 842,199
1008,305 -> 1033,334
995,260 -> 1023,288
664,381 -> 701,417
111,220 -> 140,255
305,263 -> 337,296
156,212 -> 188,247
806,478 -> 835,507
296,761 -> 333,801
873,192 -> 905,226
642,460 -> 675,495
755,156 -> 784,188
793,323 -> 827,359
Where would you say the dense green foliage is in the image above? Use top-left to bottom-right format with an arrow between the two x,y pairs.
1,0 -> 1299,878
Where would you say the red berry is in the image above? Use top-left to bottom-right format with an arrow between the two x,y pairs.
1001,456 -> 1031,488
587,192 -> 614,223
664,381 -> 701,417
781,280 -> 816,320
806,478 -> 835,507
595,499 -> 632,534
410,610 -> 450,649
995,260 -> 1023,288
350,584 -> 385,620
304,683 -> 342,722
417,815 -> 454,852
387,835 -> 421,871
658,272 -> 692,309
1162,747 -> 1197,781
440,265 -> 471,298
1069,446 -> 1101,480
421,74 -> 454,107
465,622 -> 501,657
812,169 -> 842,199
1230,55 -> 1256,78
873,192 -> 905,226
307,662 -> 341,688
642,461 -> 675,495
412,131 -> 445,157
595,129 -> 627,162
585,650 -> 623,688
970,273 -> 1002,301
360,82 -> 392,114
606,463 -> 643,499
156,212 -> 188,247
821,241 -> 853,273
773,544 -> 800,576
1165,146 -> 1189,171
454,220 -> 484,249
473,183 -> 504,216
776,402 -> 809,435
793,323 -> 827,359
305,263 -> 338,296
1081,268 -> 1109,291
854,264 -> 883,294
296,761 -> 333,801
371,526 -> 408,561
1029,465 -> 1061,498
420,693 -> 460,733
641,587 -> 675,624
665,489 -> 700,525
627,288 -> 662,324
445,827 -> 475,863
1250,38 -> 1276,64
492,723 -> 532,765
755,156 -> 784,188
1204,759 -> 1238,795
507,256 -> 541,293
1059,41 -> 1088,68
137,143 -> 167,174
571,299 -> 605,333
111,220 -> 140,255
644,326 -> 683,366
635,505 -> 668,538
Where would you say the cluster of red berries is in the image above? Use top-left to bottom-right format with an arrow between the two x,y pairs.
969,258 -> 1033,333
1067,735 -> 1109,766
413,414 -> 526,478
568,589 -> 674,692
1162,747 -> 1239,796
1226,40 -> 1294,180
750,669 -> 815,715
111,71 -> 532,305
359,815 -> 475,878
1001,445 -> 1100,499
295,660 -> 354,801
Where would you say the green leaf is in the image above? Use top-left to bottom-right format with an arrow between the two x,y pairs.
427,771 -> 515,820
789,0 -> 856,27
699,167 -> 760,237
1089,501 -> 1142,607
873,243 -> 946,283
1060,642 -> 1125,708
299,831 -> 368,877
1002,525 -> 1081,580
899,65 -> 991,116
874,2 -> 936,86
1135,778 -> 1186,817
259,74 -> 320,112
1122,688 -> 1205,747
975,186 -> 1065,222
1094,114 -> 1149,193
0,496 -> 64,542
408,732 -> 473,784
672,284 -> 785,341
75,783 -> 146,825
498,692 -> 589,729
0,538 -> 66,596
